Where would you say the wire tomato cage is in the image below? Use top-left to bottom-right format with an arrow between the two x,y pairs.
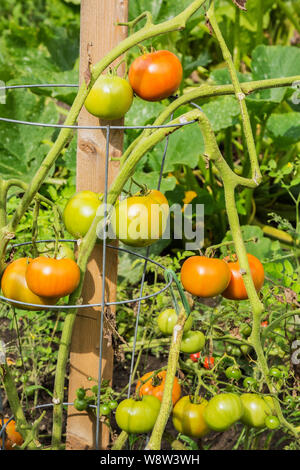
0,83 -> 200,450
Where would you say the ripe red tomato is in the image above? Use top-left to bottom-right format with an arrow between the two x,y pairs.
180,256 -> 231,298
63,190 -> 103,239
172,395 -> 210,438
111,190 -> 169,247
0,419 -> 24,450
128,50 -> 183,102
1,258 -> 58,310
203,356 -> 215,369
84,75 -> 133,120
115,395 -> 161,434
222,254 -> 264,300
25,257 -> 80,299
190,352 -> 201,363
136,370 -> 181,406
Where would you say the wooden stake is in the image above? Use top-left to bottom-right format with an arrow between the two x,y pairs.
66,0 -> 129,450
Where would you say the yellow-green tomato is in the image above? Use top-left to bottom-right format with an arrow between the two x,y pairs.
115,395 -> 161,434
180,330 -> 205,354
172,395 -> 210,438
111,190 -> 169,247
157,308 -> 193,336
63,190 -> 102,239
203,393 -> 244,432
84,75 -> 133,120
240,393 -> 272,428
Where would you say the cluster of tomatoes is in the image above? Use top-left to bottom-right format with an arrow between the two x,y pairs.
84,49 -> 183,120
1,254 -> 80,310
111,369 -> 280,437
63,188 -> 170,248
180,253 -> 265,301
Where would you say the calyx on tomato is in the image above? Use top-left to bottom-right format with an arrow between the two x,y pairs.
25,256 -> 80,299
180,256 -> 231,298
111,189 -> 169,247
136,370 -> 181,406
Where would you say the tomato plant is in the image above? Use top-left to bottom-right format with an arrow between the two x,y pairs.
180,330 -> 206,354
84,74 -> 133,120
63,190 -> 103,239
1,258 -> 58,310
115,395 -> 161,434
111,189 -> 169,247
136,370 -> 181,406
172,396 -> 210,438
128,50 -> 182,102
0,419 -> 24,450
157,308 -> 193,335
203,393 -> 244,432
25,256 -> 80,299
180,256 -> 231,298
240,393 -> 273,428
222,254 -> 265,300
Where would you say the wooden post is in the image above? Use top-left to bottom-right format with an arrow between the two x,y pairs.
66,0 -> 129,450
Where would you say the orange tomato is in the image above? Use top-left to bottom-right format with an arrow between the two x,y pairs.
0,419 -> 24,450
128,50 -> 183,102
25,256 -> 80,299
222,254 -> 264,300
180,256 -> 231,298
1,258 -> 57,310
136,370 -> 181,406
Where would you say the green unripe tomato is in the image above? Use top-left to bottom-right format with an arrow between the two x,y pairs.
108,400 -> 118,411
76,387 -> 86,400
265,415 -> 280,430
269,367 -> 283,380
157,308 -> 193,336
240,324 -> 252,338
240,393 -> 272,428
203,393 -> 244,432
243,377 -> 257,389
225,366 -> 242,380
100,404 -> 111,416
115,395 -> 161,434
85,75 -> 133,120
180,330 -> 206,354
74,398 -> 88,412
63,190 -> 102,239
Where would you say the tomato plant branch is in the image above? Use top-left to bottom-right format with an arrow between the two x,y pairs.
146,309 -> 186,450
206,1 -> 261,185
120,74 -> 300,168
